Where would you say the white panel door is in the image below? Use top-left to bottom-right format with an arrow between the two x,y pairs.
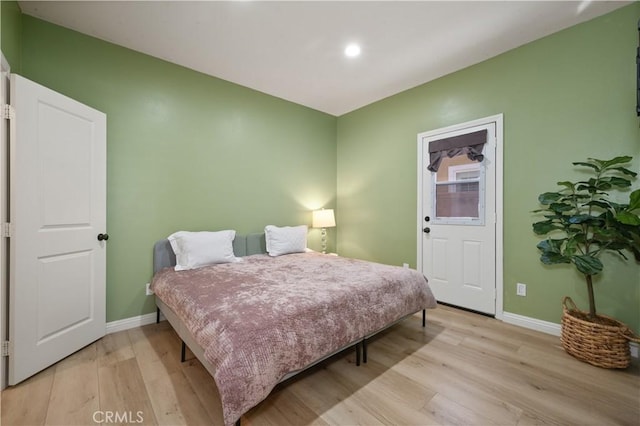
419,122 -> 496,315
9,74 -> 106,385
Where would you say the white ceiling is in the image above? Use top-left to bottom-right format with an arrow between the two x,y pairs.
18,1 -> 630,116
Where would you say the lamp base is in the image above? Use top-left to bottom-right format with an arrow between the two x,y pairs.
321,228 -> 327,254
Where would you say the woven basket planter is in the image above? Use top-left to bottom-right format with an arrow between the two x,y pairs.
560,297 -> 638,369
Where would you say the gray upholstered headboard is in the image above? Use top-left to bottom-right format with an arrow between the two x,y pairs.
153,233 -> 267,274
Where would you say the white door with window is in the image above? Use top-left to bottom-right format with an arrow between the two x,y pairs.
418,116 -> 501,315
8,74 -> 107,385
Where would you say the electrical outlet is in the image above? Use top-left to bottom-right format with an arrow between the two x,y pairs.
403,263 -> 409,269
516,282 -> 527,297
145,283 -> 154,296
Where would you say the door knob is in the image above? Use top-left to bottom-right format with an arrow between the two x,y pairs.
97,233 -> 109,241
423,227 -> 431,234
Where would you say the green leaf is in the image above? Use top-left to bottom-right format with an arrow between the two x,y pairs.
572,255 -> 603,275
607,201 -> 627,213
540,252 -> 571,265
563,193 -> 591,204
556,181 -> 576,191
628,189 -> 640,211
538,192 -> 562,205
572,161 -> 600,172
568,214 -> 598,224
564,236 -> 581,256
537,239 -> 565,253
601,177 -> 632,188
615,211 -> 640,226
583,200 -> 612,210
611,167 -> 638,178
549,202 -> 574,213
594,156 -> 633,170
567,231 -> 587,242
592,227 -> 616,238
532,221 -> 562,235
606,242 -> 632,252
595,181 -> 613,191
576,182 -> 604,193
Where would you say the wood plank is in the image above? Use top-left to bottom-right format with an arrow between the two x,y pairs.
327,356 -> 432,411
128,324 -> 182,383
401,326 -> 637,426
96,330 -> 135,368
180,358 -> 225,423
0,364 -> 55,426
422,392 -> 496,425
286,364 -> 385,425
370,338 -> 524,425
245,386 -> 331,426
44,343 -> 100,426
129,324 -> 213,425
98,357 -> 158,425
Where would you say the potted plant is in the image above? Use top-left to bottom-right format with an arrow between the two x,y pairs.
532,156 -> 640,368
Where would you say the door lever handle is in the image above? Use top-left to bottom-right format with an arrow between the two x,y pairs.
97,233 -> 109,241
423,227 -> 431,234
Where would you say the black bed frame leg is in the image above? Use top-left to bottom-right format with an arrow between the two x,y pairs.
156,307 -> 160,324
355,342 -> 361,366
181,340 -> 186,363
422,309 -> 426,327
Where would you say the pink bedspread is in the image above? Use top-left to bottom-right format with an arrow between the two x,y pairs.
151,252 -> 436,425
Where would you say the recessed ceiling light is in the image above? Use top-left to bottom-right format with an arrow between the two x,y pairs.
344,43 -> 361,58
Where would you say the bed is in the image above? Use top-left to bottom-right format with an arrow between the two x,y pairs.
151,231 -> 437,426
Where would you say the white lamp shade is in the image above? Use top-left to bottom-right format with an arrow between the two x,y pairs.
312,209 -> 336,228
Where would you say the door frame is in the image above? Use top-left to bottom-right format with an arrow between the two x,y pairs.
417,114 -> 504,319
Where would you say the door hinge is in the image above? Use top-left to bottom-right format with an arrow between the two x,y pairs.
2,222 -> 11,238
1,341 -> 9,357
2,104 -> 15,120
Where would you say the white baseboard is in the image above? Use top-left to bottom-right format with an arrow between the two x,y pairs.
502,311 -> 562,336
502,311 -> 638,358
106,311 -> 165,335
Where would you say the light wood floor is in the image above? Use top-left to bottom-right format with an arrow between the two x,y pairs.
2,304 -> 639,425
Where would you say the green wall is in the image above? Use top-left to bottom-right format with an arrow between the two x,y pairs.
19,16 -> 337,322
0,0 -> 22,72
337,4 -> 640,330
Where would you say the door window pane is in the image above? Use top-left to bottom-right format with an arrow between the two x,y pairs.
435,181 -> 479,218
432,154 -> 484,222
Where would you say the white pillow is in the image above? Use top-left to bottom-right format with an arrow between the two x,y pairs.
264,225 -> 308,257
168,230 -> 238,271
